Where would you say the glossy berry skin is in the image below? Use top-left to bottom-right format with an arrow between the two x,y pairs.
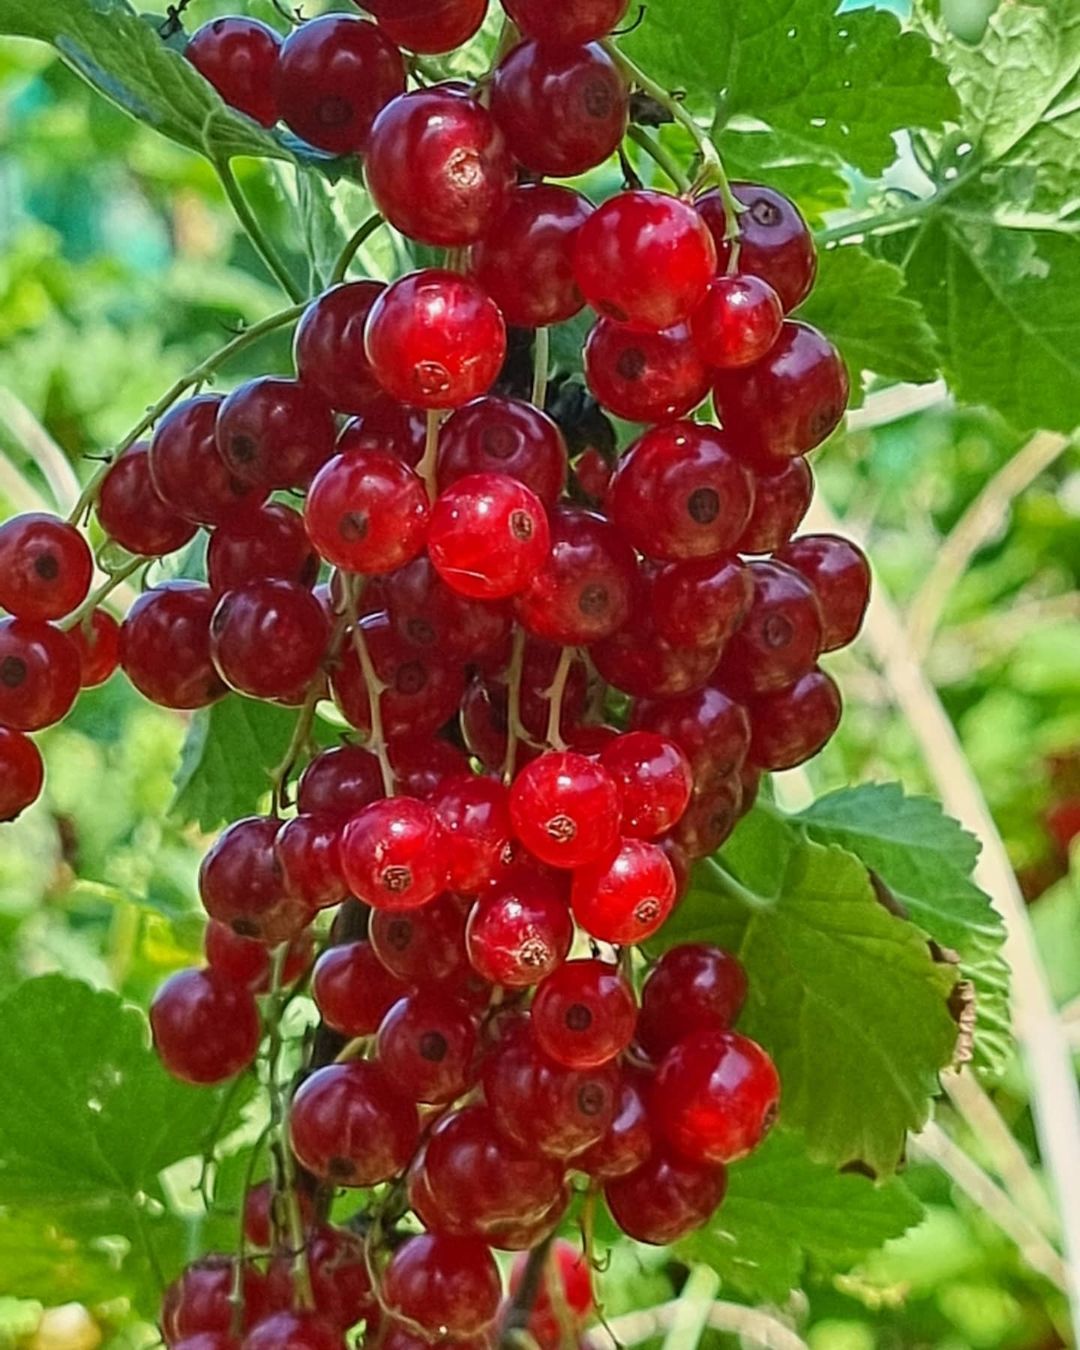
294,281 -> 384,415
274,814 -> 346,911
509,751 -> 621,870
362,0 -> 487,54
698,181 -> 817,313
275,15 -> 405,155
376,987 -> 479,1103
339,796 -> 448,910
719,559 -> 823,695
432,774 -> 512,893
437,396 -> 567,507
243,1179 -> 316,1251
532,959 -> 636,1068
653,1028 -> 780,1164
610,422 -> 755,562
503,0 -> 629,42
0,513 -> 92,622
572,837 -> 677,944
162,1256 -> 266,1343
575,191 -> 716,331
149,394 -> 261,527
268,1225 -> 375,1331
591,606 -> 720,700
171,1335 -> 240,1350
577,1065 -> 653,1180
491,40 -> 628,178
471,184 -> 594,328
150,967 -> 260,1085
381,556 -> 512,666
366,88 -> 513,246
216,377 -> 336,492
605,1148 -> 727,1245
466,875 -> 574,987
0,727 -> 44,822
713,321 -> 849,463
290,1060 -> 419,1185
297,744 -> 383,821
365,270 -> 506,410
381,1233 -> 502,1338
185,17 -> 282,127
207,503 -> 317,594
632,683 -> 751,782
120,583 -> 226,711
312,939 -> 408,1036
205,919 -> 312,993
691,273 -> 784,368
600,731 -> 693,837
650,555 -> 753,653
304,450 -> 430,574
390,733 -> 473,799
777,533 -> 870,651
0,618 -> 80,732
242,1311 -> 344,1350
737,456 -> 812,554
671,778 -> 745,860
97,443 -> 197,557
210,580 -> 328,704
338,396 -> 427,466
199,816 -> 313,945
748,667 -> 841,771
515,507 -> 637,646
428,473 -> 550,601
638,944 -> 748,1058
69,609 -> 122,687
370,890 -> 470,985
585,319 -> 710,423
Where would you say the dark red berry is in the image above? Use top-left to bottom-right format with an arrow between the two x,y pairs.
150,967 -> 260,1085
531,958 -> 636,1068
243,1180 -> 315,1251
274,814 -> 346,911
241,1310 -> 343,1350
363,0 -> 487,53
466,873 -> 574,987
0,513 -> 92,622
69,609 -> 121,687
305,450 -> 430,574
376,987 -> 479,1103
185,17 -> 282,127
736,456 -> 813,554
0,727 -> 44,822
718,559 -> 823,695
162,1256 -> 266,1343
297,743 -> 383,821
273,1225 -> 375,1331
698,182 -> 817,313
600,731 -> 692,838
149,394 -> 263,527
210,579 -> 328,704
380,556 -> 512,666
207,503 -> 317,593
577,1064 -> 653,1180
199,816 -> 314,944
669,777 -> 744,859
120,582 -> 226,711
216,377 -> 336,491
428,473 -> 550,600
591,607 -> 721,700
691,273 -> 784,368
312,939 -> 409,1036
294,282 -> 385,416
205,920 -> 312,993
638,944 -> 748,1058
503,0 -> 629,43
747,667 -> 841,770
605,1148 -> 727,1244
777,533 -> 870,651
389,734 -> 473,799
509,751 -> 621,869
338,396 -> 427,466
632,684 -> 751,782
432,773 -> 512,892
370,890 -> 471,985
97,443 -> 197,557
585,319 -> 710,423
381,1233 -> 501,1338
339,795 -> 448,909
0,618 -> 81,731
649,555 -> 753,652
289,1059 -> 419,1184
572,837 -> 677,944
437,396 -> 567,507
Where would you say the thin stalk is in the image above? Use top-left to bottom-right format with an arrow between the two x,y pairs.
544,646 -> 575,750
626,124 -> 691,193
502,625 -> 528,785
419,410 -> 443,501
330,213 -> 385,285
230,1123 -> 273,1335
61,556 -> 145,629
661,1265 -> 722,1350
215,158 -> 305,303
700,856 -> 772,910
343,575 -> 396,797
531,326 -> 551,409
500,1235 -> 555,1347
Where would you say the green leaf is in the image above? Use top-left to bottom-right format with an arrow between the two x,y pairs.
622,0 -> 959,176
797,246 -> 941,402
655,809 -> 959,1174
677,1129 -> 923,1301
717,128 -> 851,228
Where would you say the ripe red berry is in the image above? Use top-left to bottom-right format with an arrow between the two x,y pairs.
736,456 -> 813,554
0,513 -> 92,622
747,667 -> 841,770
389,733 -> 473,799
370,890 -> 470,986
381,1234 -> 502,1338
294,282 -> 385,416
149,394 -> 263,527
271,1225 -> 376,1331
471,184 -> 594,328
242,1179 -> 315,1251
600,731 -> 693,838
654,1028 -> 780,1163
241,1310 -> 344,1350
120,582 -> 226,711
210,579 -> 328,704
297,744 -> 384,821
0,726 -> 44,822
289,1059 -> 419,1185
719,559 -> 823,695
172,1333 -> 242,1350
698,181 -> 817,313
605,1148 -> 727,1245
632,683 -> 751,782
466,874 -> 574,987
312,939 -> 409,1036
339,795 -> 448,909
199,816 -> 314,945
150,967 -> 261,1085
431,773 -> 512,892
366,87 -> 513,246
491,41 -> 628,178
638,944 -> 748,1058
670,777 -> 745,859
691,273 -> 784,369
363,0 -> 487,53
509,751 -> 621,869
777,533 -> 871,651
305,451 -> 430,575
274,814 -> 346,912
162,1256 -> 267,1343
97,442 -> 197,557
338,395 -> 427,466
584,319 -> 710,424
509,1239 -> 594,1349
572,837 -> 677,944
205,919 -> 312,993
69,609 -> 122,688
649,556 -> 753,653
207,503 -> 317,594
216,377 -> 336,491
380,556 -> 512,667
574,190 -> 716,331
577,1064 -> 653,1180
365,270 -> 506,409
376,987 -> 479,1103
0,618 -> 81,731
609,421 -> 754,561
503,0 -> 629,43
437,396 -> 567,507
591,608 -> 721,700
274,15 -> 405,155
185,17 -> 282,127
532,958 -> 636,1068
428,473 -> 550,600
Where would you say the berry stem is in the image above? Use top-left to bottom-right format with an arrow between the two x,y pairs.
544,646 -> 575,750
213,157 -> 305,303
500,1234 -> 555,1347
333,1034 -> 373,1063
626,124 -> 691,194
330,213 -> 386,285
60,555 -> 145,631
419,410 -> 444,501
342,574 -> 397,797
531,326 -> 550,409
701,856 -> 771,910
230,1121 -> 273,1333
502,625 -> 528,785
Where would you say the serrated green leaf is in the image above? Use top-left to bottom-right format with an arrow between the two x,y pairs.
621,0 -> 959,177
797,245 -> 940,402
654,810 -> 958,1174
717,128 -> 851,227
677,1128 -> 922,1301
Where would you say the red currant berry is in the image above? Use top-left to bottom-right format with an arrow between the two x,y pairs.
243,1179 -> 315,1251
376,1323 -> 493,1350
389,734 -> 473,799
205,920 -> 312,993
363,0 -> 487,53
491,40 -> 628,178
574,190 -> 716,331
632,684 -> 751,781
365,270 -> 506,410
668,778 -> 744,859
297,744 -> 383,821
97,443 -> 197,557
370,890 -> 470,985
605,1148 -> 726,1244
340,795 -> 448,909
747,667 -> 841,770
691,273 -> 784,368
698,182 -> 817,313
503,0 -> 628,43
241,1310 -> 343,1350
305,451 -> 430,575
216,377 -> 336,491
199,816 -> 314,944
290,1059 -> 419,1185
599,731 -> 692,838
149,395 -> 262,527
69,609 -> 121,688
649,555 -> 752,652
275,15 -> 405,154
381,556 -> 512,666
312,939 -> 409,1036
638,944 -> 747,1058
120,582 -> 226,711
776,533 -> 870,651
428,473 -> 550,600
471,184 -> 594,328
509,751 -> 620,869
654,1028 -> 780,1163
532,958 -> 636,1068
185,17 -> 282,127
509,1239 -> 594,1349
0,618 -> 80,731
0,513 -> 92,622
338,396 -> 427,466
162,1256 -> 266,1343
274,814 -> 346,912
271,1225 -> 376,1330
437,396 -> 567,507
150,967 -> 260,1085
210,580 -> 328,704
0,726 -> 44,822
382,1234 -> 501,1338
584,319 -> 709,423
736,455 -> 813,554
466,875 -> 574,987
591,609 -> 721,700
713,322 -> 849,462
574,445 -> 612,504
207,503 -> 317,594
377,987 -> 479,1103
294,282 -> 385,416
366,87 -> 513,246
572,837 -> 676,943
432,773 -> 512,892
609,422 -> 754,561
718,559 -> 823,695
577,1064 -> 653,1180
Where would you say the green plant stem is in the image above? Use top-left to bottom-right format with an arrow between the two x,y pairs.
700,857 -> 771,910
215,158 -> 305,303
61,556 -> 145,629
330,213 -> 386,284
531,326 -> 550,408
342,575 -> 396,797
626,124 -> 691,193
661,1265 -> 722,1350
544,645 -> 575,751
